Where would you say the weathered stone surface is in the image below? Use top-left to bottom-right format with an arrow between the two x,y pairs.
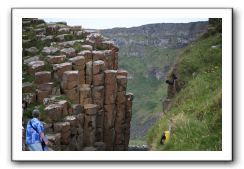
28,61 -> 45,75
58,100 -> 68,116
41,35 -> 54,44
47,55 -> 66,64
93,73 -> 104,86
76,113 -> 85,128
63,87 -> 79,104
116,91 -> 126,104
61,70 -> 79,90
81,45 -> 93,51
36,89 -> 51,103
104,50 -> 113,69
53,62 -> 72,79
78,50 -> 92,63
93,60 -> 105,75
58,40 -> 83,48
86,33 -> 103,48
72,104 -> 84,115
84,104 -> 98,115
53,121 -> 70,133
60,47 -> 76,58
25,47 -> 38,56
112,51 -> 118,70
80,85 -> 92,106
78,69 -> 85,84
96,109 -> 104,128
68,56 -> 85,66
22,93 -> 36,104
64,115 -> 79,128
44,104 -> 63,123
117,69 -> 128,77
42,46 -> 59,56
92,51 -> 105,62
92,86 -> 104,108
43,122 -> 53,133
22,82 -> 34,93
103,128 -> 115,151
104,84 -> 117,105
117,75 -> 127,92
55,34 -> 71,42
115,104 -> 126,125
37,82 -> 53,92
46,133 -> 61,150
23,56 -> 39,65
84,104 -> 98,146
104,104 -> 116,129
35,71 -> 51,84
85,61 -> 93,84
104,70 -> 117,85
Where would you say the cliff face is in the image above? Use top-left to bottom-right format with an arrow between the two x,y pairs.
22,18 -> 133,151
101,22 -> 208,57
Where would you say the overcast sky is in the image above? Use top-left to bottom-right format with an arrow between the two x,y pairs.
43,18 -> 208,29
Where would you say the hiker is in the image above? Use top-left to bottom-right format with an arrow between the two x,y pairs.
26,109 -> 49,151
160,131 -> 166,145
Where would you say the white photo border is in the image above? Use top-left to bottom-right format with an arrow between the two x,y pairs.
12,8 -> 233,161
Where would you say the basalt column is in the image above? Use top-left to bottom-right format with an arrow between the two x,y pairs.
83,104 -> 98,146
114,75 -> 127,150
92,60 -> 105,142
103,70 -> 117,150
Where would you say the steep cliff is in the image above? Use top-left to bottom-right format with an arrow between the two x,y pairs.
147,20 -> 222,150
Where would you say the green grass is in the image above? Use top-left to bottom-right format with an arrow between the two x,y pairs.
147,34 -> 222,151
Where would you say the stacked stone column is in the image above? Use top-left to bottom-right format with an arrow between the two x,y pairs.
103,70 -> 117,150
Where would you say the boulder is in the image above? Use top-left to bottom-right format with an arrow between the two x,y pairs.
35,71 -> 51,84
28,61 -> 45,75
42,46 -> 59,56
44,104 -> 63,123
22,93 -> 36,104
25,47 -> 38,56
23,56 -> 39,65
47,55 -> 66,64
61,70 -> 79,90
53,62 -> 72,79
60,47 -> 76,58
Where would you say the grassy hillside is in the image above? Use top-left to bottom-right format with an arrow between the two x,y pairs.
147,33 -> 222,150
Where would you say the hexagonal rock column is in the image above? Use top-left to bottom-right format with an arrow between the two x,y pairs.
103,70 -> 117,150
92,60 -> 105,87
124,93 -> 133,151
53,121 -> 71,145
28,61 -> 45,75
78,50 -> 92,63
47,55 -> 66,64
69,56 -> 86,84
85,61 -> 93,85
61,71 -> 79,104
114,75 -> 128,151
53,62 -> 72,79
83,104 -> 98,147
80,84 -> 92,106
44,104 -> 63,123
34,71 -> 52,103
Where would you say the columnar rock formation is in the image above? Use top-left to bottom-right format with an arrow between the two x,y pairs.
22,18 -> 133,151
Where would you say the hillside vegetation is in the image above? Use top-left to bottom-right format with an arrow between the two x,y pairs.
147,32 -> 222,150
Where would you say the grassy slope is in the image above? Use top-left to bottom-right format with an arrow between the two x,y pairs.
147,34 -> 222,150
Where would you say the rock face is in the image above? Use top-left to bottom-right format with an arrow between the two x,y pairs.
22,18 -> 133,151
